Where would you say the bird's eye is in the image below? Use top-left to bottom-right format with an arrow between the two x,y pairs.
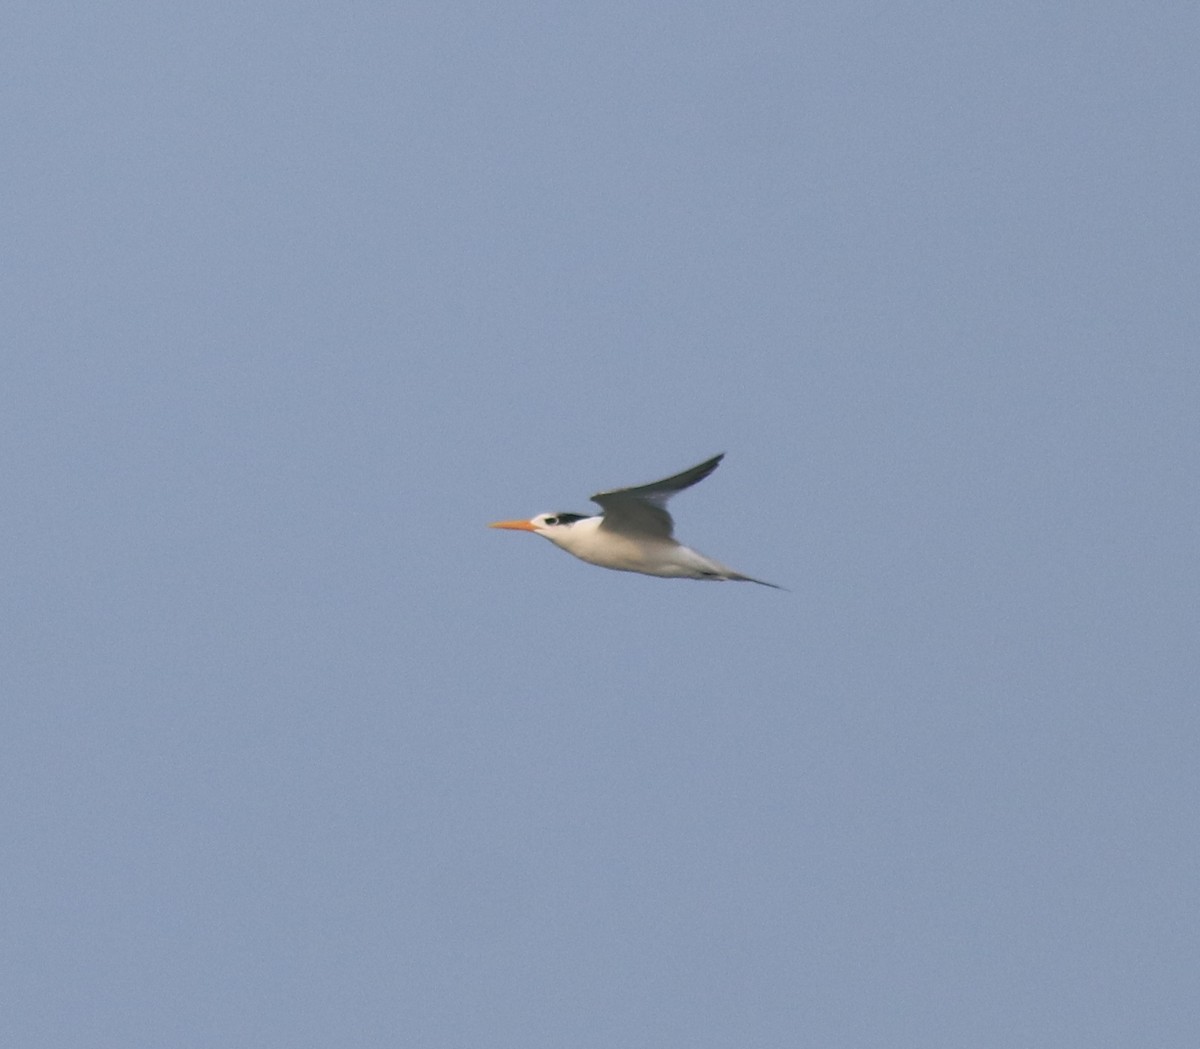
544,516 -> 557,525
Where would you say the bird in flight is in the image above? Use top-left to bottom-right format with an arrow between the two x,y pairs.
489,453 -> 781,587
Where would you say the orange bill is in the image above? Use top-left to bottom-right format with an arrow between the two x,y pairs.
488,519 -> 537,531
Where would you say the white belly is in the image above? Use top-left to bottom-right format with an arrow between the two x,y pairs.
550,518 -> 721,579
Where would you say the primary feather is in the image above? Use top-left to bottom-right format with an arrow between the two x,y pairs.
591,453 -> 725,539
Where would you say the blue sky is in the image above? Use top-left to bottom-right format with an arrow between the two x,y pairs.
4,3 -> 1198,1047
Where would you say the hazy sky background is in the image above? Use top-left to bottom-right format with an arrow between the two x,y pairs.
4,3 -> 1198,1047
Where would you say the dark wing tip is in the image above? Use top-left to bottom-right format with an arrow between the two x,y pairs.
590,452 -> 727,505
666,452 -> 725,491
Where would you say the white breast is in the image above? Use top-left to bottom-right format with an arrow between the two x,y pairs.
546,517 -> 710,578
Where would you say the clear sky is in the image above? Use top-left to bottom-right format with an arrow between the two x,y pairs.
4,3 -> 1198,1047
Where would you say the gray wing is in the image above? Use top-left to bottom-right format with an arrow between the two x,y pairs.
591,453 -> 724,538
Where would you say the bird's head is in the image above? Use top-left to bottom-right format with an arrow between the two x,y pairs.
489,512 -> 589,538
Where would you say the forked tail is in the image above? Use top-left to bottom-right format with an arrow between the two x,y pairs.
729,572 -> 786,590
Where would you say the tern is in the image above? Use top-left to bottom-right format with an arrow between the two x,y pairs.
489,453 -> 781,587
